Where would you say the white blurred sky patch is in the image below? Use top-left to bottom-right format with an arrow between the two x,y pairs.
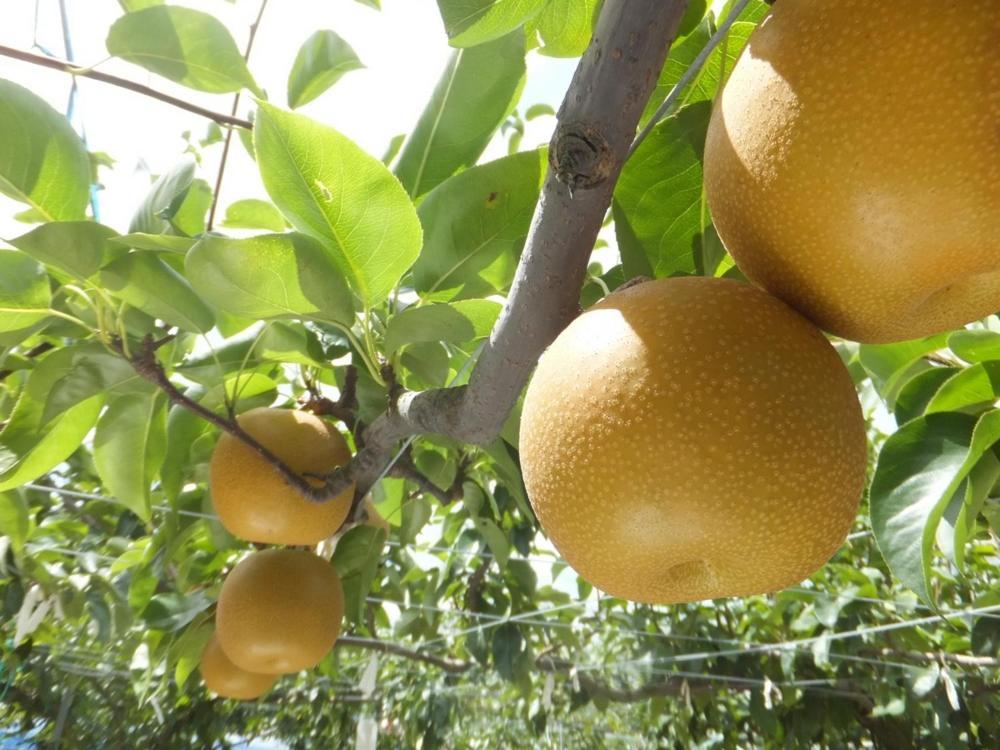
0,0 -> 577,236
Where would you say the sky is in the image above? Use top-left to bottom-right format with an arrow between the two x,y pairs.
0,0 -> 577,236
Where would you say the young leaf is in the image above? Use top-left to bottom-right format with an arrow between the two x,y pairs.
100,252 -> 215,333
287,30 -> 364,109
0,492 -> 30,553
331,525 -> 386,623
42,344 -> 147,425
11,222 -> 123,280
925,362 -> 1000,414
94,392 -> 168,524
413,148 -> 546,300
385,300 -> 501,354
0,79 -> 91,221
437,0 -> 546,48
613,102 -> 712,280
394,31 -> 526,198
254,103 -> 422,307
112,233 -> 196,254
221,199 -> 287,232
106,6 -> 264,96
0,250 -> 52,333
525,0 -> 600,58
0,347 -> 104,492
128,160 -> 197,234
948,330 -> 1000,364
870,410 -> 1000,603
185,233 -> 355,325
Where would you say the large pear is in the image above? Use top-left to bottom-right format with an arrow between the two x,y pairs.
705,0 -> 1000,343
519,277 -> 867,604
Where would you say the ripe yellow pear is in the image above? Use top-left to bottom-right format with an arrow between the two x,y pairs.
199,632 -> 277,700
216,549 -> 345,674
210,407 -> 354,545
519,277 -> 867,604
704,0 -> 1000,343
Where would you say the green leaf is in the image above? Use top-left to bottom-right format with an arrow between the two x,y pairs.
859,335 -> 949,404
171,618 -> 213,688
870,410 -> 1000,603
437,0 -> 546,47
106,6 -> 263,96
112,233 -> 196,254
93,392 -> 168,523
0,492 -> 30,552
394,31 -> 526,198
160,400 -> 209,501
0,250 -> 52,333
475,517 -> 509,568
118,0 -> 162,10
950,451 -> 1000,573
948,330 -> 1000,364
613,102 -> 712,279
385,300 -> 501,354
331,525 -> 386,623
257,322 -> 326,366
100,252 -> 215,333
43,344 -> 146,425
926,362 -> 1000,414
893,367 -> 961,425
0,347 -> 104,491
170,178 -> 212,237
141,591 -> 213,631
0,79 -> 90,221
185,233 -> 354,325
221,199 -> 287,232
492,622 -> 525,680
640,18 -> 757,129
255,103 -> 422,307
287,30 -> 364,109
525,0 -> 599,58
10,222 -> 122,280
413,148 -> 545,300
128,161 -> 196,234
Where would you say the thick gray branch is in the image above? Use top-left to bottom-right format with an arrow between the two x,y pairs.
344,0 -> 689,498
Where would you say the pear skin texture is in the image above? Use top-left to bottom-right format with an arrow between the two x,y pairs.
210,407 -> 354,545
200,632 -> 277,700
519,277 -> 867,604
216,549 -> 344,674
704,0 -> 1000,343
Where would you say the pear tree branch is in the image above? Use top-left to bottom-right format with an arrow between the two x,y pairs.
0,44 -> 254,129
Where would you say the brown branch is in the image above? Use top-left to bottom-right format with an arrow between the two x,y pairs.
0,44 -> 253,129
0,341 -> 55,381
302,365 -> 358,426
336,635 -> 473,674
388,449 -> 465,505
116,335 -> 338,500
319,0 -> 691,500
464,558 -> 491,613
862,649 -> 1000,669
206,0 -> 269,230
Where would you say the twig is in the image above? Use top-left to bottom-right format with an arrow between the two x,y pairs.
388,449 -> 465,505
464,559 -> 491,613
116,335 -> 345,501
302,365 -> 358,426
0,44 -> 253,129
206,0 -> 269,230
336,635 -> 472,674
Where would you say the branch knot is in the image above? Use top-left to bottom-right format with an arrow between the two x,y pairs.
550,122 -> 614,194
